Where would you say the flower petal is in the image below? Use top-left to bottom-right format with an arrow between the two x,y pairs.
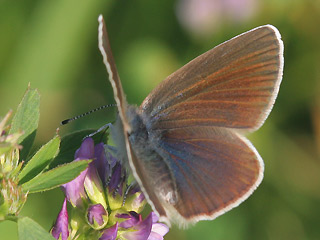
122,212 -> 153,240
147,232 -> 163,240
100,222 -> 119,240
108,162 -> 123,192
150,223 -> 169,238
61,138 -> 95,207
75,137 -> 95,159
87,204 -> 108,227
150,212 -> 159,223
85,160 -> 107,208
107,162 -> 126,210
94,143 -> 109,186
123,184 -> 146,213
51,198 -> 69,240
118,212 -> 140,229
61,167 -> 88,207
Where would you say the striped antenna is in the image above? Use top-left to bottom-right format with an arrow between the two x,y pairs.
61,104 -> 116,125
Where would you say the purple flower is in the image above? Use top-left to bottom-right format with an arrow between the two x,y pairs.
84,157 -> 107,208
118,211 -> 141,228
57,137 -> 169,239
123,185 -> 146,213
51,198 -> 69,240
61,168 -> 88,207
61,138 -> 108,208
121,212 -> 153,240
108,162 -> 125,194
106,162 -> 126,210
87,204 -> 108,229
93,143 -> 109,186
61,138 -> 95,207
115,212 -> 169,240
100,222 -> 118,240
75,137 -> 95,160
148,213 -> 169,240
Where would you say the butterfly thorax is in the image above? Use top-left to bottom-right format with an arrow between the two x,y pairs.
124,105 -> 178,206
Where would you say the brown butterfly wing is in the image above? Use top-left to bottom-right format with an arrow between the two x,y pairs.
98,18 -> 282,227
148,126 -> 264,225
98,15 -> 131,132
135,25 -> 283,225
98,15 -> 169,221
140,25 -> 283,131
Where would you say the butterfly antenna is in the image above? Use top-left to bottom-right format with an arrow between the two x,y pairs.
61,104 -> 117,125
122,183 -> 133,206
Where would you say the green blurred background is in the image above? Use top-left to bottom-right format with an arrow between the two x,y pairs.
1,0 -> 320,239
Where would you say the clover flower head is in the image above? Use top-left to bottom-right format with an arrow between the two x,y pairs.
53,137 -> 169,240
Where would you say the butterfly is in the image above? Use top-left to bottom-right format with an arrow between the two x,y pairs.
97,15 -> 284,227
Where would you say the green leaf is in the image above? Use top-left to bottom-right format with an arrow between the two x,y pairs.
18,135 -> 60,184
21,160 -> 90,193
50,129 -> 107,169
9,87 -> 40,161
18,217 -> 55,240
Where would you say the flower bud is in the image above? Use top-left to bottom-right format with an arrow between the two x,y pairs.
122,185 -> 146,213
51,198 -> 69,240
106,163 -> 126,210
87,204 -> 108,230
84,163 -> 107,209
61,138 -> 96,208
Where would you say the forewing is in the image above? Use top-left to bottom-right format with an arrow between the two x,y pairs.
141,25 -> 283,131
98,16 -> 175,220
98,15 -> 131,132
153,126 -> 264,225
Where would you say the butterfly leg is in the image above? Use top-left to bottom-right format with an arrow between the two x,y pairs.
85,123 -> 112,139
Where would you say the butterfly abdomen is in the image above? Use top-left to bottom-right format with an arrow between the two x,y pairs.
126,106 -> 179,206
